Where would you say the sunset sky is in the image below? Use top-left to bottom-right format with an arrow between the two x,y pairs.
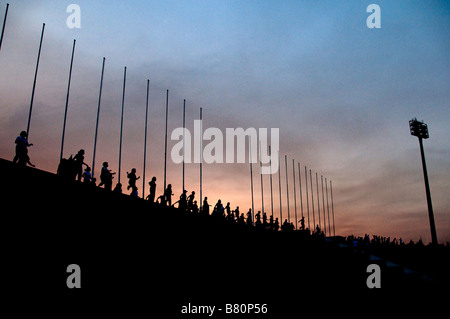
0,0 -> 449,243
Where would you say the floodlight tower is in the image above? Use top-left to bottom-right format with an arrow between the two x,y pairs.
409,118 -> 437,245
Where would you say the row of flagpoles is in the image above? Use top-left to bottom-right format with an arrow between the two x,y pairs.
0,3 -> 336,235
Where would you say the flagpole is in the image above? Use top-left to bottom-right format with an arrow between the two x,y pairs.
59,39 -> 76,163
310,169 -> 315,231
292,159 -> 297,229
27,23 -> 45,139
250,138 -> 255,223
142,79 -> 150,198
259,141 -> 264,215
163,89 -> 169,192
305,166 -> 310,231
92,57 -> 105,180
278,151 -> 283,227
182,99 -> 186,193
0,3 -> 9,52
298,162 -> 304,221
269,146 -> 274,219
330,180 -> 336,236
326,178 -> 331,236
118,66 -> 127,184
316,172 -> 321,232
285,155 -> 290,224
199,107 -> 203,212
321,175 -> 326,236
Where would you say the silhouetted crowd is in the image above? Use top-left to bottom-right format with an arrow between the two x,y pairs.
346,234 -> 425,248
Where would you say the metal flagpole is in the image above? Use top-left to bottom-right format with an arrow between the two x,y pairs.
298,163 -> 304,221
316,172 -> 321,232
142,79 -> 150,198
330,180 -> 336,236
285,155 -> 290,224
0,3 -> 9,52
26,23 -> 45,139
305,166 -> 310,231
92,57 -> 105,180
321,175 -> 326,236
118,66 -> 127,184
182,99 -> 186,193
278,151 -> 283,227
59,39 -> 76,163
250,138 -> 255,223
163,89 -> 169,192
292,159 -> 297,229
310,169 -> 315,231
269,146 -> 274,219
326,177 -> 331,236
259,141 -> 264,215
199,107 -> 203,212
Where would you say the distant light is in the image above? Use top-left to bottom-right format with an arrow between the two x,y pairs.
409,118 -> 429,139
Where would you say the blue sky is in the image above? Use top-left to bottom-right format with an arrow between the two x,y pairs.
0,0 -> 449,243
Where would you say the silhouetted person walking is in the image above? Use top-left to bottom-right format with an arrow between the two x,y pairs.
192,200 -> 199,214
214,199 -> 224,217
164,184 -> 173,206
299,217 -> 305,230
82,166 -> 92,183
127,168 -> 140,192
99,161 -> 115,191
246,209 -> 253,226
13,131 -> 33,165
234,206 -> 240,220
147,177 -> 157,203
203,197 -> 210,215
179,190 -> 188,212
274,218 -> 279,231
187,191 -> 195,212
255,211 -> 262,228
73,149 -> 88,181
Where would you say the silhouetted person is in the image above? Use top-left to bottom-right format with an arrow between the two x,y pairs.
234,206 -> 240,220
246,209 -> 253,226
299,217 -> 305,230
238,213 -> 245,225
113,182 -> 122,194
225,202 -> 231,216
187,191 -> 195,212
315,224 -> 320,235
203,197 -> 210,215
13,131 -> 33,165
164,184 -> 173,206
82,166 -> 92,183
179,190 -> 188,211
192,200 -> 199,214
255,211 -> 262,228
214,199 -> 224,217
263,213 -> 268,229
99,162 -> 115,191
274,218 -> 279,231
127,168 -> 140,191
269,214 -> 274,230
130,186 -> 138,198
281,219 -> 289,231
147,177 -> 157,203
73,149 -> 88,181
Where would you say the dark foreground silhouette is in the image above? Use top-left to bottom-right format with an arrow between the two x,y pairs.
2,158 -> 448,316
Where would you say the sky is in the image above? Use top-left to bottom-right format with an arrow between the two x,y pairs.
0,0 -> 449,244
